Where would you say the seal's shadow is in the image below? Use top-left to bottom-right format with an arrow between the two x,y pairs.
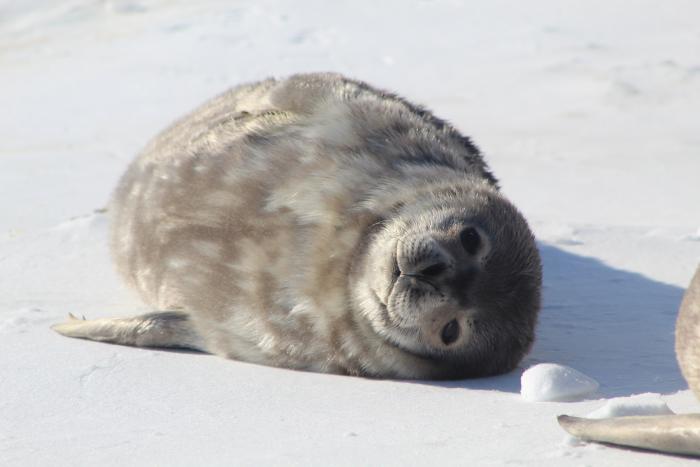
419,243 -> 686,397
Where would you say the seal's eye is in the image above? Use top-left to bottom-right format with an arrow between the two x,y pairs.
460,227 -> 480,255
441,319 -> 460,345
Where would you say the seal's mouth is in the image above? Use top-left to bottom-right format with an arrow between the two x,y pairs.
386,242 -> 401,300
369,287 -> 432,359
388,257 -> 400,297
371,288 -> 391,325
391,252 -> 401,279
371,284 -> 411,330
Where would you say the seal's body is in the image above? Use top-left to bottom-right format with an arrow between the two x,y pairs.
676,266 -> 700,401
53,73 -> 542,379
559,266 -> 700,456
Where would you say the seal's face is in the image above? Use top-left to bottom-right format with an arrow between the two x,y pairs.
353,187 -> 542,378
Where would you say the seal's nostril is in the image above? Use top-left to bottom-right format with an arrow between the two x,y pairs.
441,319 -> 460,345
419,263 -> 447,277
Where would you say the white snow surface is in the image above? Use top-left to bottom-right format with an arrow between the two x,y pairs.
521,363 -> 599,402
586,393 -> 675,419
2,0 -> 700,465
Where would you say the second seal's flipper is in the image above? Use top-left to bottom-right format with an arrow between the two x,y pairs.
558,414 -> 700,457
51,311 -> 205,351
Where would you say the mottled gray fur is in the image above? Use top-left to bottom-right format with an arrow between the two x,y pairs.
559,266 -> 700,456
53,73 -> 542,379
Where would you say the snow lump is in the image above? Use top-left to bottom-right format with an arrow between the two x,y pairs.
521,363 -> 599,402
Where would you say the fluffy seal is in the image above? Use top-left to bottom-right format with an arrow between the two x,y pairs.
53,73 -> 542,379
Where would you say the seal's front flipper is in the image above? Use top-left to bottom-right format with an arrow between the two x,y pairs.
51,311 -> 205,351
558,414 -> 700,457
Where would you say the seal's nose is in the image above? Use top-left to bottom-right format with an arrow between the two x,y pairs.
396,235 -> 452,278
446,266 -> 479,307
413,262 -> 448,278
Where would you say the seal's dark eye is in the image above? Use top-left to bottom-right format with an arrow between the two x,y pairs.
441,319 -> 460,345
460,227 -> 480,255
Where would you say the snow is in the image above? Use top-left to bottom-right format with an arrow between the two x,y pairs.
2,0 -> 700,465
521,363 -> 599,402
586,394 -> 675,419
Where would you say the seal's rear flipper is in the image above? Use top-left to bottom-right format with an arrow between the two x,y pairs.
558,414 -> 700,457
51,311 -> 205,352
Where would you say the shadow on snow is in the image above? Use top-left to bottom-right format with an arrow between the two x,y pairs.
420,243 -> 687,398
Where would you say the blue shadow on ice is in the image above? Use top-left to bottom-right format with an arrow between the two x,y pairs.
424,243 -> 687,398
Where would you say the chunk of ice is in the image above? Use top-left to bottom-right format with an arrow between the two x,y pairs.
521,363 -> 599,402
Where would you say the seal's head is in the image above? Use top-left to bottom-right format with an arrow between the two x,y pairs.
353,184 -> 542,378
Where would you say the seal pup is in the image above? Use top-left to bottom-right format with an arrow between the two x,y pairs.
52,73 -> 541,379
559,265 -> 700,457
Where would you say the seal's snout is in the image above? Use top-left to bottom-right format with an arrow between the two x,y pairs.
415,261 -> 448,278
395,229 -> 484,303
396,234 -> 453,279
